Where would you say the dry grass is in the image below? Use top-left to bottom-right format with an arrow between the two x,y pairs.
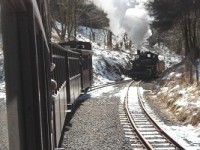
154,69 -> 200,126
174,107 -> 190,122
188,109 -> 200,126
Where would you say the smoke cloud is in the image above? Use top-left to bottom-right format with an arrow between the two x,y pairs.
90,0 -> 151,48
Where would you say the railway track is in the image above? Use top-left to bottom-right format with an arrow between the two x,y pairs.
89,79 -> 132,91
122,81 -> 185,150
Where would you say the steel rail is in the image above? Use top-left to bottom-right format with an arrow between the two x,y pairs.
88,79 -> 132,91
124,81 -> 154,150
137,82 -> 185,150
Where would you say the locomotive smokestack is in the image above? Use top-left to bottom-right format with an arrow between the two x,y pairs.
137,49 -> 140,55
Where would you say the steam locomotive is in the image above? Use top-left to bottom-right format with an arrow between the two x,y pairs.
130,50 -> 165,80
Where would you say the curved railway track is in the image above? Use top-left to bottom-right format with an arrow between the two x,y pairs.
123,81 -> 185,150
89,79 -> 132,91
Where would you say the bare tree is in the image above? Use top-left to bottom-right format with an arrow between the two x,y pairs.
147,0 -> 200,83
50,0 -> 87,41
50,0 -> 109,42
50,0 -> 68,41
107,30 -> 112,49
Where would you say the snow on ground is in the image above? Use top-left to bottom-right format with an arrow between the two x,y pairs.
76,27 -> 200,148
143,64 -> 200,149
49,25 -> 200,149
156,65 -> 200,127
1,25 -> 200,148
152,44 -> 182,68
91,49 -> 131,85
90,86 -> 116,98
0,34 -> 5,96
77,26 -> 134,86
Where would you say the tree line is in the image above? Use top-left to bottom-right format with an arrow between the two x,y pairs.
49,0 -> 109,42
48,0 -> 200,83
147,0 -> 200,83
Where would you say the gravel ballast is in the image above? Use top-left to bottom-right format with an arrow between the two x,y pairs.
62,84 -> 133,150
0,97 -> 9,150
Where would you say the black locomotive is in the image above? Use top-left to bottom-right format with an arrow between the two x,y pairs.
130,50 -> 164,80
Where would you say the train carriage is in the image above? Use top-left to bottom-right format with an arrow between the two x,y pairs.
50,43 -> 90,148
1,1 -> 93,150
2,1 -> 53,150
59,41 -> 93,92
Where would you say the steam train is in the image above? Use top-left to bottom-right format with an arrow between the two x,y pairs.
130,50 -> 165,80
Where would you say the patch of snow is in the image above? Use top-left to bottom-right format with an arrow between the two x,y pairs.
89,86 -> 115,97
114,87 -> 128,104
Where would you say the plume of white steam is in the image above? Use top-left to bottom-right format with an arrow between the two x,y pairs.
90,0 -> 151,48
